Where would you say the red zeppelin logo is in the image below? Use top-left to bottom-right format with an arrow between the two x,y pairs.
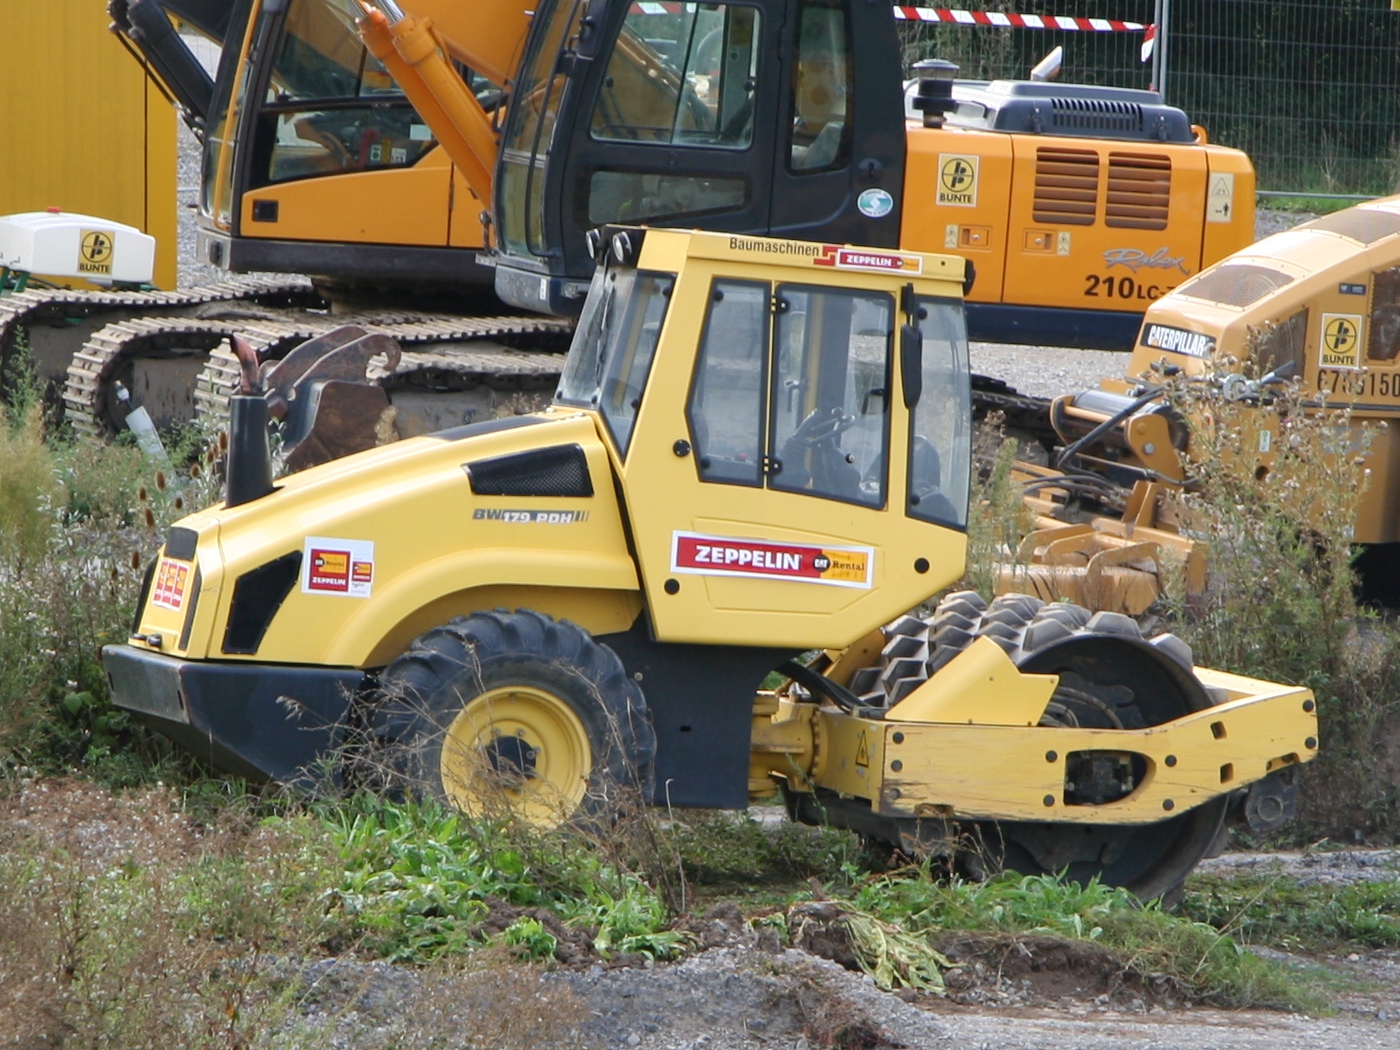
308,549 -> 351,592
671,532 -> 873,589
301,536 -> 375,598
814,246 -> 922,275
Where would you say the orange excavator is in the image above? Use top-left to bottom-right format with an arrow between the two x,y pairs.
14,0 -> 1258,460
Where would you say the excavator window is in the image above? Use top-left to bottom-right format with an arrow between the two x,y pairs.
500,0 -> 591,256
788,0 -> 852,173
586,172 -> 749,226
557,268 -> 676,454
248,0 -> 439,186
591,4 -> 761,149
905,297 -> 971,529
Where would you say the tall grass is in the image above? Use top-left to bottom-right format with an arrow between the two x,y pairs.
0,355 -> 204,780
1156,373 -> 1400,839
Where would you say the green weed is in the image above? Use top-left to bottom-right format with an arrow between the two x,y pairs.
841,868 -> 1323,1010
311,794 -> 685,965
663,809 -> 858,894
1183,872 -> 1400,952
1156,372 -> 1400,840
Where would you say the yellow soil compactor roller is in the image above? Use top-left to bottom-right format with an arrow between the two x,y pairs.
102,228 -> 1316,901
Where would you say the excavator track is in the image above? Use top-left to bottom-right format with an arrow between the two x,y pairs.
0,274 -> 319,378
64,310 -> 572,439
971,373 -> 1056,454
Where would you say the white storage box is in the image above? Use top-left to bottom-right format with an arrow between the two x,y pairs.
0,211 -> 155,285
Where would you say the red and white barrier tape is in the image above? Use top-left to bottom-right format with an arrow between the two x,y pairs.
628,4 -> 1151,33
893,7 -> 1148,31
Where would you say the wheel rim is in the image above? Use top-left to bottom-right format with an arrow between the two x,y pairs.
440,685 -> 593,826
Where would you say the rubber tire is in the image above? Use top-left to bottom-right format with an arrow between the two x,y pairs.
912,592 -> 1226,903
367,608 -> 655,825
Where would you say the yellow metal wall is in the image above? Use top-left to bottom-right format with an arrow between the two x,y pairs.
0,0 -> 178,288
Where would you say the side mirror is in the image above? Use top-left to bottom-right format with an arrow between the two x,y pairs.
900,323 -> 923,408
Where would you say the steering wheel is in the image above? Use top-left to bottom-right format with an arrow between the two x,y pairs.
790,406 -> 856,448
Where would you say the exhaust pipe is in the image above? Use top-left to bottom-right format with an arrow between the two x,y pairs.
224,335 -> 275,508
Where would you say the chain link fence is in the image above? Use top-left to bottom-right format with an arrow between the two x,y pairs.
897,1 -> 1400,196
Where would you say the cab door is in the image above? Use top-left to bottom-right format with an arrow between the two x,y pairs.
617,262 -> 967,649
766,0 -> 907,248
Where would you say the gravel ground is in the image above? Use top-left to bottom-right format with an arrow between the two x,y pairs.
7,780 -> 1400,1050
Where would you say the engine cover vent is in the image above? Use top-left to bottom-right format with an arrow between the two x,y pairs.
1051,96 -> 1143,135
1106,152 -> 1171,230
465,443 -> 594,497
1033,148 -> 1099,227
1177,263 -> 1295,309
942,80 -> 1196,143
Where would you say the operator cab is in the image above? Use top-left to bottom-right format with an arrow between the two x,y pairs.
552,227 -> 972,643
119,0 -> 502,287
493,0 -> 907,314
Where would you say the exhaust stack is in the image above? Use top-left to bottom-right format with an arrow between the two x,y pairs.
224,335 -> 275,508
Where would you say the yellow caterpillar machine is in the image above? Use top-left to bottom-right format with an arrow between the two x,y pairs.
1028,194 -> 1400,603
0,0 -> 1256,453
102,227 -> 1316,900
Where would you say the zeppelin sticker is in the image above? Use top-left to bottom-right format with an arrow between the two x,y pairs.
814,245 -> 922,275
151,558 -> 190,611
1319,313 -> 1364,370
302,537 -> 375,597
670,531 -> 874,589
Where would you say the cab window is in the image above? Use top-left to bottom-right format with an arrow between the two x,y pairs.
250,0 -> 455,186
687,280 -> 770,485
788,0 -> 852,173
1369,267 -> 1400,362
558,268 -> 675,456
770,285 -> 892,508
591,3 -> 761,149
906,298 -> 971,529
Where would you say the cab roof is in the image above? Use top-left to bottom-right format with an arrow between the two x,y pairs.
617,226 -> 969,298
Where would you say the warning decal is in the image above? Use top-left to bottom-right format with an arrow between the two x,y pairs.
936,154 -> 979,207
855,732 -> 870,768
670,531 -> 874,589
1319,313 -> 1364,370
78,230 -> 114,276
301,537 -> 375,597
151,558 -> 190,611
1207,172 -> 1235,224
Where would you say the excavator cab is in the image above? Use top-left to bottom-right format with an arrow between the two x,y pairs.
492,0 -> 907,314
115,0 -> 500,288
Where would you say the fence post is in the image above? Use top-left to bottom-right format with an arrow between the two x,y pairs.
1152,0 -> 1170,102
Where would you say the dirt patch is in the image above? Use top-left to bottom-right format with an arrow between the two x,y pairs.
0,777 -> 207,869
931,933 -> 1173,1011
